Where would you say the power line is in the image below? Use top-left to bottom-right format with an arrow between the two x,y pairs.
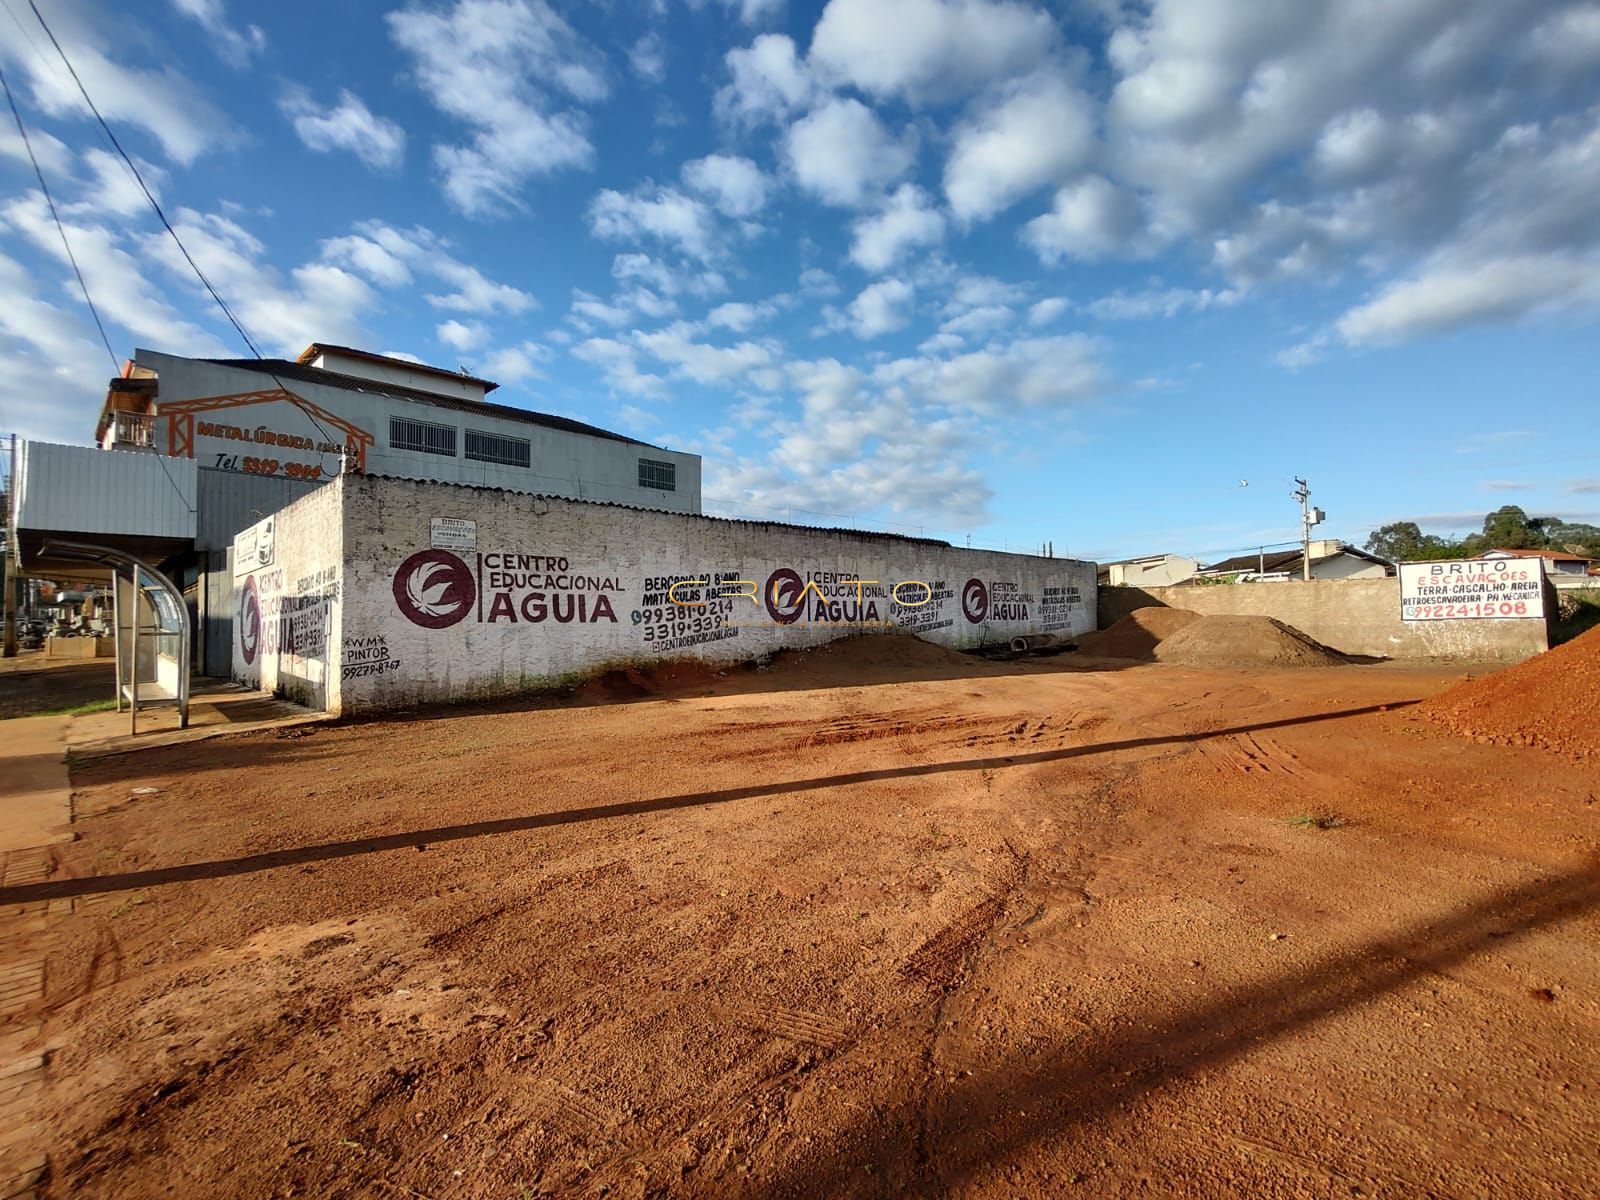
24,0 -> 266,360
19,0 -> 351,474
0,58 -> 117,370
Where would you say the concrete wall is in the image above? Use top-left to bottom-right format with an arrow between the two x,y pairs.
231,483 -> 344,709
1105,556 -> 1197,587
241,474 -> 1097,714
1100,579 -> 1548,662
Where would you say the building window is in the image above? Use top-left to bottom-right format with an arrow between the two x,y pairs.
638,457 -> 676,491
464,428 -> 531,468
390,416 -> 456,457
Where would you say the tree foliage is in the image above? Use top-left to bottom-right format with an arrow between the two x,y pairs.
1365,507 -> 1600,562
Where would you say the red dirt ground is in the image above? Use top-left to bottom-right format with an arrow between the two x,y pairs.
5,638 -> 1599,1197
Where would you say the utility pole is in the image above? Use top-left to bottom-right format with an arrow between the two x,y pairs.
2,434 -> 16,658
1292,477 -> 1325,582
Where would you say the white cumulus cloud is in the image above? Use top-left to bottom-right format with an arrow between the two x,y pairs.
944,71 -> 1096,221
849,184 -> 946,272
388,0 -> 607,216
681,154 -> 770,218
810,0 -> 1059,105
1023,175 -> 1143,263
281,88 -> 406,171
784,97 -> 917,208
846,278 -> 915,338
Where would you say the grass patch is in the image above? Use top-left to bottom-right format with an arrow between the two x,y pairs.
28,697 -> 119,718
1286,811 -> 1347,831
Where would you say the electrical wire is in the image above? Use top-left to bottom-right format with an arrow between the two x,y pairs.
0,59 -> 196,513
20,0 -> 348,473
0,58 -> 117,371
24,0 -> 263,360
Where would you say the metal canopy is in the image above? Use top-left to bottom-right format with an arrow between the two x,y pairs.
41,538 -> 190,730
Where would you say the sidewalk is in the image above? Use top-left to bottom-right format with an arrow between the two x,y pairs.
0,719 -> 73,855
0,717 -> 67,1198
0,684 -> 326,1197
65,685 -> 329,761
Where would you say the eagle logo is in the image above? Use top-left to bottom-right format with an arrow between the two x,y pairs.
392,550 -> 474,628
961,577 -> 988,624
238,577 -> 261,665
764,567 -> 806,625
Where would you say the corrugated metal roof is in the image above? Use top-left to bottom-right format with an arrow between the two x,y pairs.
198,357 -> 662,449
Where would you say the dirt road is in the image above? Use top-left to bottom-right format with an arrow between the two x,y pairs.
8,641 -> 1598,1196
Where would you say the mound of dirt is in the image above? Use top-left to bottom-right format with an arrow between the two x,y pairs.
570,659 -> 728,702
1152,615 -> 1346,667
569,632 -> 984,702
1074,607 -> 1200,660
1422,625 -> 1600,757
762,630 -> 983,674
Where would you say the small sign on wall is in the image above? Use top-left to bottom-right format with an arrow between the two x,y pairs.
233,516 -> 275,576
1398,558 -> 1544,621
431,517 -> 478,552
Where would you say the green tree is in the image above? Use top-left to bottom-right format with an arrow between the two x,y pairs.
1547,522 -> 1600,556
1368,507 -> 1598,562
1478,505 -> 1558,550
1364,521 -> 1465,561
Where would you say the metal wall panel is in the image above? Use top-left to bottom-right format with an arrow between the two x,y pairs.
13,441 -> 196,537
201,550 -> 234,676
195,467 -> 323,551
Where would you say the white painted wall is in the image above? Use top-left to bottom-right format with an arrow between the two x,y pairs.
240,475 -> 1098,714
1105,555 -> 1197,587
231,484 -> 345,710
306,348 -> 491,404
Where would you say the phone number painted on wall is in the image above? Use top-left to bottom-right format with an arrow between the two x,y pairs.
1397,559 -> 1544,621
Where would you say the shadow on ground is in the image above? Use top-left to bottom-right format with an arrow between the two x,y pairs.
5,701 -> 1415,905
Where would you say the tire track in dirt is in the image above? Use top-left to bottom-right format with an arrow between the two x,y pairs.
714,1003 -> 852,1049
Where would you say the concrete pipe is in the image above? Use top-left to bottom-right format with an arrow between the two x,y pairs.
1009,634 -> 1061,653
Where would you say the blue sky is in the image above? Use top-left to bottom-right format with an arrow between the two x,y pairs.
0,0 -> 1596,561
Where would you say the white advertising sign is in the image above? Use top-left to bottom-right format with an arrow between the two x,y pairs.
431,517 -> 478,552
1398,558 -> 1543,621
233,515 -> 275,577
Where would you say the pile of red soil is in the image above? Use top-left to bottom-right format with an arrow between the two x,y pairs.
571,632 -> 983,701
1423,625 -> 1600,757
1074,607 -> 1200,660
763,630 -> 984,673
1152,615 -> 1346,667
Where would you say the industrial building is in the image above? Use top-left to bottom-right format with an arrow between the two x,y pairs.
8,344 -> 703,675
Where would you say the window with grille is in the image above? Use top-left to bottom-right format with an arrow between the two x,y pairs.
464,428 -> 531,467
638,457 -> 676,491
389,416 -> 456,456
